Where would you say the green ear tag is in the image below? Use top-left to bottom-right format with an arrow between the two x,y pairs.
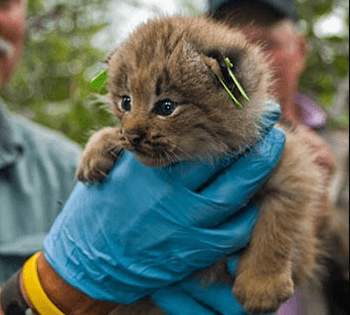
91,69 -> 108,89
210,69 -> 243,108
224,57 -> 250,102
210,56 -> 250,109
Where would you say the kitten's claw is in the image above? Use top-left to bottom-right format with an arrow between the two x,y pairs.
76,153 -> 115,184
107,148 -> 120,158
233,269 -> 294,313
98,169 -> 109,178
76,128 -> 123,184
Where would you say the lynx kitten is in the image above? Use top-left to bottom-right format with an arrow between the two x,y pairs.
77,16 -> 327,314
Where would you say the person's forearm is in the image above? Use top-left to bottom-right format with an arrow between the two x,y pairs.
0,252 -> 117,315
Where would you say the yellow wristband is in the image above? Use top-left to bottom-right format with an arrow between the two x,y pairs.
22,253 -> 65,315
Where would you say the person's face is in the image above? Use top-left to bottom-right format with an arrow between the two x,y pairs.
0,0 -> 26,90
242,20 -> 307,109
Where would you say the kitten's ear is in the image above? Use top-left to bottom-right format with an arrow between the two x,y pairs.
202,55 -> 223,77
202,50 -> 236,88
202,50 -> 229,79
104,48 -> 118,64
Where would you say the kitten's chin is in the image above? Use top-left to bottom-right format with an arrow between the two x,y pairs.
125,147 -> 173,167
133,152 -> 171,167
121,141 -> 179,166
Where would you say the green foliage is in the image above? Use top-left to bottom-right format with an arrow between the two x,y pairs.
1,0 -> 116,146
297,0 -> 349,119
1,0 -> 348,147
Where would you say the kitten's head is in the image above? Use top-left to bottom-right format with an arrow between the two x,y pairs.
107,16 -> 274,166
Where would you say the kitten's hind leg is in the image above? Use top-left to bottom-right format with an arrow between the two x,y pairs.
76,127 -> 124,184
232,194 -> 296,313
233,131 -> 321,313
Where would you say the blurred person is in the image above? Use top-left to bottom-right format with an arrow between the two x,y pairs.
0,0 -> 81,285
208,0 -> 345,314
208,0 -> 335,172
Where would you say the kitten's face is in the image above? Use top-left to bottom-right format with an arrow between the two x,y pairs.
107,16 -> 272,166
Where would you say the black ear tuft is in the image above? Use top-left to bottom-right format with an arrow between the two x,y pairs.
204,49 -> 234,88
205,50 -> 224,64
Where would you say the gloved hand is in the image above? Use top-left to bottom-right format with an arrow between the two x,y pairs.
43,101 -> 285,305
152,254 -> 275,315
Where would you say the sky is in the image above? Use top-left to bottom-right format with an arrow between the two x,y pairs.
92,0 -> 348,52
92,0 -> 205,50
314,4 -> 348,37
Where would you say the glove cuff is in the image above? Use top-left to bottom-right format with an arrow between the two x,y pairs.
24,252 -> 118,315
22,253 -> 65,315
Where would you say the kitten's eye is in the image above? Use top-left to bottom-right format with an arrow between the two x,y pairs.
120,95 -> 131,111
154,99 -> 177,117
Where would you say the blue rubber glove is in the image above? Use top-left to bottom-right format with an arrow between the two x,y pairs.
43,101 -> 285,305
152,254 -> 275,315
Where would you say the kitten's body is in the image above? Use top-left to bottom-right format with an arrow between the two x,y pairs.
77,16 -> 329,314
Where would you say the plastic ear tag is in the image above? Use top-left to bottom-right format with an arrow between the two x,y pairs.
91,69 -> 108,89
210,69 -> 243,109
211,57 -> 251,109
224,57 -> 250,102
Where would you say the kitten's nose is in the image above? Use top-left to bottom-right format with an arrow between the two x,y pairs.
124,130 -> 146,145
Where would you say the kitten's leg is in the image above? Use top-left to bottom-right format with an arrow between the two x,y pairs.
233,196 -> 298,313
76,127 -> 124,183
233,132 -> 321,313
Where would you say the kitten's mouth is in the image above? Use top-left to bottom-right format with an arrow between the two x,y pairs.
122,141 -> 177,166
134,148 -> 173,166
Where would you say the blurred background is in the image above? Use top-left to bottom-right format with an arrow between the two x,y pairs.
0,0 -> 348,147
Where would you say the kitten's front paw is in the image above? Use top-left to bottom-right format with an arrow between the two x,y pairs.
76,148 -> 119,184
233,269 -> 294,314
76,129 -> 123,184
